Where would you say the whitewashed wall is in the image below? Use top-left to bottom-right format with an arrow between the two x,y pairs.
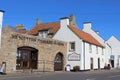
53,18 -> 105,70
106,36 -> 120,68
105,43 -> 112,66
53,18 -> 83,70
83,22 -> 105,47
82,42 -> 105,70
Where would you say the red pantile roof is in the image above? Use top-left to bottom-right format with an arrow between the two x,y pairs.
28,22 -> 60,35
68,25 -> 103,47
28,21 -> 103,47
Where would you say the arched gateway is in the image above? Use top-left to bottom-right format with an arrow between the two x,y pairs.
54,53 -> 63,71
16,46 -> 38,69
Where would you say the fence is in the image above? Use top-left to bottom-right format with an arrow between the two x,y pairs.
35,60 -> 54,72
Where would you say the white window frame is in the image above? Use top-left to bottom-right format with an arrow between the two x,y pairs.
39,30 -> 49,38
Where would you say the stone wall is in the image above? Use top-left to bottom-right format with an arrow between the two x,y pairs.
0,32 -> 67,73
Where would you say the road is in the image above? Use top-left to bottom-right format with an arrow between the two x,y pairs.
0,69 -> 120,80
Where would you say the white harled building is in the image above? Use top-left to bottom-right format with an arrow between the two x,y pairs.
105,36 -> 120,68
53,15 -> 105,70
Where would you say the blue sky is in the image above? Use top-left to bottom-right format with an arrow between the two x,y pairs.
1,0 -> 120,40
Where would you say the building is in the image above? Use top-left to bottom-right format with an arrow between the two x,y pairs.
0,11 -> 67,73
1,10 -> 120,73
105,36 -> 120,68
82,22 -> 106,70
28,15 -> 105,70
53,16 -> 105,70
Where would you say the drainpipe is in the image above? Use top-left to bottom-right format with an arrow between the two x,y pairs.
83,41 -> 85,70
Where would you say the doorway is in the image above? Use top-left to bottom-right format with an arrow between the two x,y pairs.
98,58 -> 100,69
110,60 -> 114,68
16,46 -> 38,69
54,53 -> 63,71
90,58 -> 93,70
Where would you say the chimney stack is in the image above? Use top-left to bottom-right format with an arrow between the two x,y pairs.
60,17 -> 70,29
36,18 -> 42,25
83,22 -> 92,29
69,14 -> 78,27
15,24 -> 25,30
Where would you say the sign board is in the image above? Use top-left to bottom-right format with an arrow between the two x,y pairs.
118,55 -> 120,58
110,55 -> 114,60
68,52 -> 80,61
11,33 -> 64,46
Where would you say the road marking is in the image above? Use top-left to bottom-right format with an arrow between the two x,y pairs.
108,75 -> 120,78
86,78 -> 96,80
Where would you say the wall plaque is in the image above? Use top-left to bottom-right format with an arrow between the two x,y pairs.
68,52 -> 80,61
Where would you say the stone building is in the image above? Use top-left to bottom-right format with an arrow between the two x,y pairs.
0,31 -> 67,73
1,9 -> 120,73
0,10 -> 67,73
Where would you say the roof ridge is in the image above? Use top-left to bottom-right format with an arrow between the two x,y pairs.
40,21 -> 60,24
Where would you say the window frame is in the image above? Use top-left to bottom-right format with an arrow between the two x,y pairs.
69,42 -> 75,52
96,46 -> 98,54
89,44 -> 92,53
39,30 -> 49,38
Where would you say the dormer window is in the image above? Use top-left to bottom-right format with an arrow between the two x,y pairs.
39,29 -> 49,38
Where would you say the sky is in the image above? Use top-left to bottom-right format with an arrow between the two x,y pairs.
1,0 -> 120,40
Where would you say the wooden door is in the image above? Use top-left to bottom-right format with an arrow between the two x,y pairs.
54,53 -> 63,71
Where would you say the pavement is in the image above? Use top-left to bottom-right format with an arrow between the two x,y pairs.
0,68 -> 119,78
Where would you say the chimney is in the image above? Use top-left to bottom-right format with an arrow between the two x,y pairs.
36,18 -> 42,25
0,10 -> 4,48
60,17 -> 69,29
15,24 -> 25,30
69,14 -> 78,27
83,22 -> 92,29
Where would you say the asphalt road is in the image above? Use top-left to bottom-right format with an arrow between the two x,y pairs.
0,69 -> 120,80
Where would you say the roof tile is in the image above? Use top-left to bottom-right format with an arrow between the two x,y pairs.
68,25 -> 103,47
28,22 -> 60,35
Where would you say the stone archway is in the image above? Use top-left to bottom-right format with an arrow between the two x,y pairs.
54,52 -> 63,71
16,46 -> 38,69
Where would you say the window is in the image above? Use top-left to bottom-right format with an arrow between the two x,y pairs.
69,42 -> 75,51
39,30 -> 48,38
89,44 -> 92,53
102,48 -> 104,55
16,47 -> 38,69
96,46 -> 98,54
